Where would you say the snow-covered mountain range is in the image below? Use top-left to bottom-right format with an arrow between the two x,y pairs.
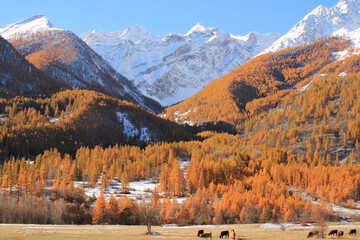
262,0 -> 360,54
0,15 -> 161,112
81,24 -> 280,106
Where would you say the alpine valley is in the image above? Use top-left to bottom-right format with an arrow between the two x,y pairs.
0,0 -> 360,235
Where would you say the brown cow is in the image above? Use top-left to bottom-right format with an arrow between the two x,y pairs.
219,230 -> 229,239
328,229 -> 338,236
200,232 -> 212,239
338,231 -> 344,238
307,230 -> 319,238
230,229 -> 235,240
198,230 -> 204,237
349,229 -> 356,235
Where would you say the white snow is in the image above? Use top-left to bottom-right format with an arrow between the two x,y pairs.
81,24 -> 280,106
139,127 -> 151,141
0,16 -> 157,113
298,79 -> 314,91
261,0 -> 360,55
259,223 -> 309,228
162,224 -> 222,228
116,112 -> 152,141
49,117 -> 60,123
0,15 -> 58,39
117,112 -> 139,138
338,72 -> 348,77
75,178 -> 188,204
173,107 -> 197,126
331,203 -> 360,215
79,179 -> 158,201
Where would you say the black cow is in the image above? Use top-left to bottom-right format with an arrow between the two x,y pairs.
328,229 -> 338,236
219,230 -> 229,239
349,229 -> 356,236
198,229 -> 204,237
200,232 -> 212,239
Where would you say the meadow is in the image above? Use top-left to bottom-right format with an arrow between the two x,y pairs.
0,222 -> 359,239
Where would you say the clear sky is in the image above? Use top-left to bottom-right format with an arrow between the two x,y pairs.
1,0 -> 340,36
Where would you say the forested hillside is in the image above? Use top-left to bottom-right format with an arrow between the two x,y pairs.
1,131 -> 359,225
0,89 -> 194,161
163,37 -> 348,127
0,36 -> 66,96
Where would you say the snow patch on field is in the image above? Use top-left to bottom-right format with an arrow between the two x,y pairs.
77,179 -> 159,202
76,178 -> 188,204
163,224 -> 221,228
259,223 -> 310,228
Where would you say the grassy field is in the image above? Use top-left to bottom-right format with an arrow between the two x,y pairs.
0,222 -> 359,239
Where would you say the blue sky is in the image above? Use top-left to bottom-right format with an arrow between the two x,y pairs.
1,0 -> 340,36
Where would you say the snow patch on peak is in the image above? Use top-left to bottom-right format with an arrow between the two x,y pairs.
119,24 -> 158,41
335,0 -> 360,13
0,15 -> 57,39
261,0 -> 360,55
81,29 -> 121,45
185,22 -> 211,36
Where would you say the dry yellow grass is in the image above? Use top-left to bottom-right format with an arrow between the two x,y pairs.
0,222 -> 358,239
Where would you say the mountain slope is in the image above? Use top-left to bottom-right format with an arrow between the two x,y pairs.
244,53 -> 360,161
162,37 -> 349,127
261,0 -> 360,55
0,16 -> 161,112
0,89 -> 194,161
81,23 -> 280,106
0,35 -> 66,96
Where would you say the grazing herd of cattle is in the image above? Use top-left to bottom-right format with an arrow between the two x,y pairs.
307,228 -> 356,238
197,229 -> 236,239
197,227 -> 357,239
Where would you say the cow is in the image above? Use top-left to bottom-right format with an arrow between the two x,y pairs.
307,230 -> 319,238
200,232 -> 212,239
328,229 -> 338,236
230,229 -> 236,240
219,230 -> 229,239
349,229 -> 356,235
198,230 -> 204,237
338,231 -> 344,238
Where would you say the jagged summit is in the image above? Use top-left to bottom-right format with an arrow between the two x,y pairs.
261,0 -> 360,55
185,22 -> 213,36
119,24 -> 158,41
0,15 -> 56,39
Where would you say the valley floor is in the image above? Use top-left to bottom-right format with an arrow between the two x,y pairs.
0,222 -> 359,239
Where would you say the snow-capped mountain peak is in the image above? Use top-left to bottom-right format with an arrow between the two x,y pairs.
0,16 -> 161,112
261,0 -> 360,55
82,23 -> 280,106
81,29 -> 121,45
0,15 -> 57,39
185,22 -> 212,36
119,24 -> 158,41
335,0 -> 359,14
